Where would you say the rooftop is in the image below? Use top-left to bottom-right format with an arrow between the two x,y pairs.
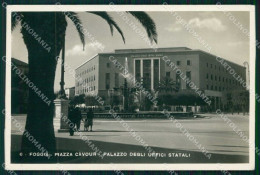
75,47 -> 246,70
114,47 -> 192,54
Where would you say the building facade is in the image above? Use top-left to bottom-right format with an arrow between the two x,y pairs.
75,47 -> 247,111
65,87 -> 75,100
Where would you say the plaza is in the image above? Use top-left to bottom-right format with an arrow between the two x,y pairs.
11,113 -> 249,163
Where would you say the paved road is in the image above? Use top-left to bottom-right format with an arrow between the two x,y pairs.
10,113 -> 250,163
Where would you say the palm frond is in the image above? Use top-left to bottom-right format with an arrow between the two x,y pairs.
127,12 -> 157,43
65,12 -> 85,49
88,12 -> 125,43
11,12 -> 22,31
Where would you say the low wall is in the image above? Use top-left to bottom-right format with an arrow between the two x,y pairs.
82,112 -> 193,119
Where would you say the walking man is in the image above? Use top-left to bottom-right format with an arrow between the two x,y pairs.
86,108 -> 94,131
75,106 -> 82,131
68,105 -> 76,136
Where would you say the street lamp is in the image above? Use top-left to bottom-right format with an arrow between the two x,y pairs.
58,35 -> 67,99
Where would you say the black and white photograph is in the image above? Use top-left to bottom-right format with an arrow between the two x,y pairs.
3,3 -> 256,171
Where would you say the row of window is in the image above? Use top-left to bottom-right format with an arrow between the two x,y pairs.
76,75 -> 96,86
77,65 -> 96,77
85,75 -> 95,83
76,86 -> 96,94
166,60 -> 191,66
176,60 -> 191,66
206,85 -> 236,92
207,63 -> 221,70
206,74 -> 239,86
206,63 -> 240,75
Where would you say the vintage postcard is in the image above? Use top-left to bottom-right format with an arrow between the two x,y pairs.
3,3 -> 256,171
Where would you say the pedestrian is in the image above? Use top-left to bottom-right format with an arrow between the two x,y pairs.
86,108 -> 94,131
68,105 -> 76,136
75,106 -> 82,131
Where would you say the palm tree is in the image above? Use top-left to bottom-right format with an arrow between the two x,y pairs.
159,76 -> 179,93
12,11 -> 157,160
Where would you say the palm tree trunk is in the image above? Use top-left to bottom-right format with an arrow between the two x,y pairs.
19,12 -> 67,162
21,51 -> 57,159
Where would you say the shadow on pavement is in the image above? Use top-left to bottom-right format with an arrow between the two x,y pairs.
11,134 -> 248,164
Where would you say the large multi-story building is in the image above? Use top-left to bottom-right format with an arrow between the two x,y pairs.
75,47 -> 246,110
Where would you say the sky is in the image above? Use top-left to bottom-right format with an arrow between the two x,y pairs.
11,11 -> 250,91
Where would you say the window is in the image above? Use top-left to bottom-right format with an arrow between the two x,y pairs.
115,73 -> 119,88
215,86 -> 217,90
186,71 -> 191,89
166,72 -> 171,78
206,85 -> 209,90
206,73 -> 209,79
143,60 -> 151,89
107,63 -> 110,68
219,76 -> 221,81
211,85 -> 213,90
211,74 -> 213,80
187,60 -> 191,66
153,60 -> 159,90
135,60 -> 141,82
176,74 -> 181,89
177,61 -> 181,66
215,76 -> 217,81
105,73 -> 110,89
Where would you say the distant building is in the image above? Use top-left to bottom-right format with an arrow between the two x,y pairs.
75,47 -> 247,111
65,87 -> 75,100
11,58 -> 29,114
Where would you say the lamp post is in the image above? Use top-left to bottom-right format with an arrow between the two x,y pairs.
58,35 -> 67,99
54,35 -> 69,132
